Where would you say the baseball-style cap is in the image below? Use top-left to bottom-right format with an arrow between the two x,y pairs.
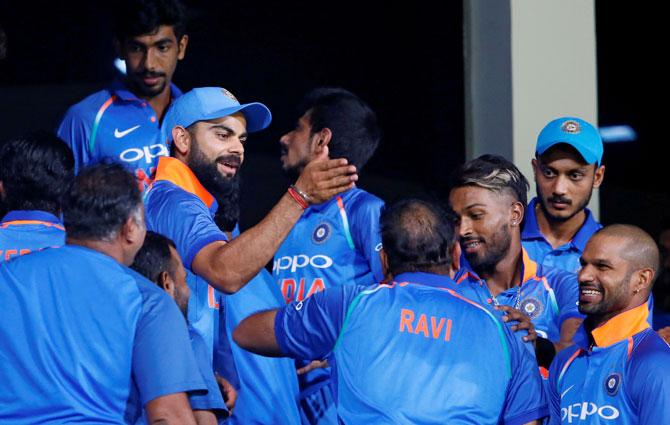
536,117 -> 603,165
163,87 -> 272,141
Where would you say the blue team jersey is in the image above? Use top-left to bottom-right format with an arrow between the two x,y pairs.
454,249 -> 582,342
0,210 -> 65,262
273,187 -> 384,303
522,198 -> 601,274
274,272 -> 548,424
145,156 -> 226,357
548,302 -> 670,424
0,245 -> 205,424
57,81 -> 182,185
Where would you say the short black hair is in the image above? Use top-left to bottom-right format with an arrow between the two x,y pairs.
297,87 -> 380,171
380,198 -> 456,276
0,131 -> 74,215
62,162 -> 143,241
113,0 -> 188,42
131,231 -> 176,284
450,154 -> 529,206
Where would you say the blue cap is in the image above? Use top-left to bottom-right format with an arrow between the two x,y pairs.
536,117 -> 603,165
164,87 -> 272,140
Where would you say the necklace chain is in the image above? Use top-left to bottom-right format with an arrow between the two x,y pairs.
487,282 -> 522,310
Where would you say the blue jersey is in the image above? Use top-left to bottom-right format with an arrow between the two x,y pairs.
0,210 -> 65,262
274,271 -> 548,424
145,156 -> 226,358
273,187 -> 384,304
548,303 -> 670,424
454,249 -> 581,343
0,245 -> 205,424
57,81 -> 182,185
522,198 -> 601,274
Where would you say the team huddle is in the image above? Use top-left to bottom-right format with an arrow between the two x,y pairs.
1,1 -> 669,424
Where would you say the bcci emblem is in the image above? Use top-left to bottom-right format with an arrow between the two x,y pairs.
221,88 -> 239,103
604,373 -> 622,396
561,120 -> 581,134
312,223 -> 332,244
520,297 -> 543,319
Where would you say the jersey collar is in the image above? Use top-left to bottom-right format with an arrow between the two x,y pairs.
455,247 -> 538,287
574,302 -> 651,349
1,210 -> 63,227
392,271 -> 456,289
522,197 -> 600,252
110,80 -> 183,102
153,156 -> 218,212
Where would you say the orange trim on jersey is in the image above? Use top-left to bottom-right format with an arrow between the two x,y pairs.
153,157 -> 215,209
591,302 -> 650,348
520,248 -> 539,284
627,337 -> 634,360
0,220 -> 65,231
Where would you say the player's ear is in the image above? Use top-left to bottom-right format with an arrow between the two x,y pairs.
379,248 -> 391,280
171,126 -> 191,158
313,127 -> 332,157
449,242 -> 461,278
593,165 -> 605,188
177,34 -> 189,60
510,201 -> 524,227
159,271 -> 175,296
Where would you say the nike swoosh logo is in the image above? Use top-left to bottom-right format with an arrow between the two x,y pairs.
114,125 -> 141,138
561,385 -> 574,399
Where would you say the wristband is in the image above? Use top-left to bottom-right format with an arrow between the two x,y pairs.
288,185 -> 309,209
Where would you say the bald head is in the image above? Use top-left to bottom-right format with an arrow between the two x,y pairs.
380,198 -> 456,276
595,224 -> 660,282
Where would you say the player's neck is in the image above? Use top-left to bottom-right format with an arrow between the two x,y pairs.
145,86 -> 173,123
536,202 -> 586,249
481,242 -> 523,297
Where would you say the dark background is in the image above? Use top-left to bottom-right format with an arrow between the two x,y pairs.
0,1 -> 667,237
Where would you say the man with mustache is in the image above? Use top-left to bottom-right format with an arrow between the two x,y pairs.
145,86 -> 357,424
522,117 -> 605,274
449,155 -> 582,362
547,224 -> 670,424
58,0 -> 188,187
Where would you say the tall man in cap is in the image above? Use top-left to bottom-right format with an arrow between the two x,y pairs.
547,224 -> 670,424
58,0 -> 189,186
522,117 -> 605,274
234,198 -> 548,424
145,87 -> 357,424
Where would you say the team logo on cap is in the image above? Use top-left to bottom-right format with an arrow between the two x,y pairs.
221,88 -> 239,103
604,373 -> 622,396
520,297 -> 543,319
561,120 -> 581,134
312,223 -> 332,244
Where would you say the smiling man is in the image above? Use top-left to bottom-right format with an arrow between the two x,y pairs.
58,0 -> 189,185
522,117 -> 605,274
547,224 -> 670,424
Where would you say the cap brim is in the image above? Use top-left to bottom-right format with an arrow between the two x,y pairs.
199,103 -> 272,133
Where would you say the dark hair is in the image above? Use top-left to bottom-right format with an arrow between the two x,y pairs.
131,231 -> 176,284
113,0 -> 187,42
380,198 -> 456,276
297,87 -> 380,170
450,154 -> 529,206
0,131 -> 74,215
62,162 -> 143,241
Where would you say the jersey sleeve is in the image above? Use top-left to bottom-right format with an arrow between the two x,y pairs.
145,185 -> 228,269
500,322 -> 549,425
551,269 -> 583,326
56,105 -> 93,174
188,331 -> 227,414
627,337 -> 670,424
349,194 -> 385,282
132,282 -> 207,406
274,285 -> 365,360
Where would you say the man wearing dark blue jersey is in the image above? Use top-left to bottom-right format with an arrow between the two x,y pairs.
234,199 -> 548,424
275,88 -> 384,425
0,163 -> 203,424
548,224 -> 670,424
0,131 -> 73,261
523,117 -> 605,274
146,86 -> 358,424
450,155 -> 583,367
131,231 -> 235,425
57,0 -> 188,185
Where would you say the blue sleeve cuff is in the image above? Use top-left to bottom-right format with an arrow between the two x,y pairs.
184,233 -> 228,270
505,405 -> 549,425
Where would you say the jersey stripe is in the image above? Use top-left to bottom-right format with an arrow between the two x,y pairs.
332,284 -> 388,352
557,348 -> 582,389
89,95 -> 117,153
0,220 -> 65,231
336,196 -> 355,250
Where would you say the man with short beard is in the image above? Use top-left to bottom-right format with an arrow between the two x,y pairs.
58,0 -> 189,186
145,87 -> 358,424
449,155 -> 583,364
547,224 -> 670,424
522,117 -> 605,274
